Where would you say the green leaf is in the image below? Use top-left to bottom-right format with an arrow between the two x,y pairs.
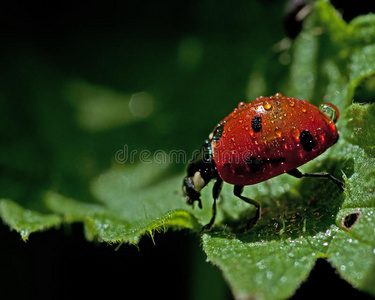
314,1 -> 349,47
348,45 -> 375,103
0,199 -> 61,241
349,13 -> 375,46
44,165 -> 201,244
203,233 -> 316,300
329,208 -> 375,295
344,103 -> 375,156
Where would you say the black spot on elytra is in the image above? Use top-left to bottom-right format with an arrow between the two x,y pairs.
300,130 -> 314,151
251,115 -> 262,132
269,157 -> 286,166
246,156 -> 264,172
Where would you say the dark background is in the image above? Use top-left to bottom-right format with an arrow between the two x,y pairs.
0,1 -> 374,299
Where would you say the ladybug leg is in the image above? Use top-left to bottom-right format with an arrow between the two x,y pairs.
233,185 -> 261,229
200,178 -> 223,233
287,168 -> 344,191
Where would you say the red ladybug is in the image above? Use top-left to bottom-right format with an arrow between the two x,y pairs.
182,93 -> 344,232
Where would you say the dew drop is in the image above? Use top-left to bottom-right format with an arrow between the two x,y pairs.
301,107 -> 307,113
288,99 -> 295,107
276,128 -> 282,138
264,101 -> 272,110
275,92 -> 282,98
291,127 -> 300,139
238,101 -> 246,108
239,119 -> 244,124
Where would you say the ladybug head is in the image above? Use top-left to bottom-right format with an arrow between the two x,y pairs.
182,140 -> 217,209
183,175 -> 204,208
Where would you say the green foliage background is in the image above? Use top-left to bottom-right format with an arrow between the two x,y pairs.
1,1 -> 375,299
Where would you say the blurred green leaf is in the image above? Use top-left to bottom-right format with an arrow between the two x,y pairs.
349,13 -> 375,46
344,103 -> 375,155
43,164 -> 201,244
348,45 -> 375,103
0,199 -> 61,241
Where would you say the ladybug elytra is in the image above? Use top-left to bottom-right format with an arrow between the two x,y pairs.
182,93 -> 344,232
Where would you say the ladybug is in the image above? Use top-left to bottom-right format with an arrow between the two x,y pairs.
182,93 -> 344,232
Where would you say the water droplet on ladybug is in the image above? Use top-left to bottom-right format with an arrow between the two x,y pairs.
288,100 -> 295,107
301,107 -> 307,113
276,128 -> 282,138
291,127 -> 300,139
275,93 -> 282,98
264,101 -> 272,110
238,102 -> 246,108
239,119 -> 243,124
